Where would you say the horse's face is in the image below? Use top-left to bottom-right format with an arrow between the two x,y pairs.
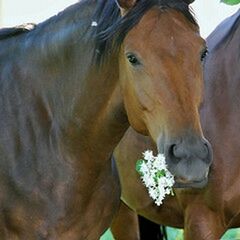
118,4 -> 212,188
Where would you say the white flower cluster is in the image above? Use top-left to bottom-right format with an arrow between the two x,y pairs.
137,150 -> 175,206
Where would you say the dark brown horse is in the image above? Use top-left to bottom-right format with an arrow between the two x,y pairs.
0,0 -> 210,239
111,9 -> 240,240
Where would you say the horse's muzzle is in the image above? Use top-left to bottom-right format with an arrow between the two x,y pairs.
161,134 -> 213,189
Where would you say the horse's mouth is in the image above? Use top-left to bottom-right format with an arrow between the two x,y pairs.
173,177 -> 208,189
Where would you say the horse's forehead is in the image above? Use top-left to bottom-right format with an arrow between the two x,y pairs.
125,8 -> 199,46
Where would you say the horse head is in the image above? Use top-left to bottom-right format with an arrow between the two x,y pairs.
116,0 -> 212,188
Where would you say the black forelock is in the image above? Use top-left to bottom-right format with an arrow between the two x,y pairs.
91,0 -> 197,63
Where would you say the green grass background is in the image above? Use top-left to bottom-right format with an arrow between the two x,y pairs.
100,227 -> 240,240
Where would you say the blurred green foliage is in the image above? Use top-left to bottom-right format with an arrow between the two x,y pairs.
101,227 -> 240,240
221,0 -> 240,5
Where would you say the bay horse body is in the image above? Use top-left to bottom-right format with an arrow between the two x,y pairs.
0,0 -> 211,239
112,9 -> 240,240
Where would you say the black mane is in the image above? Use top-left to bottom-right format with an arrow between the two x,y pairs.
0,23 -> 36,40
0,0 -> 197,62
91,0 -> 197,62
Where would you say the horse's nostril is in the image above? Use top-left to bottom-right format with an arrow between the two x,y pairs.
167,139 -> 213,163
203,143 -> 209,157
172,144 -> 179,158
202,141 -> 213,164
172,143 -> 188,159
167,144 -> 182,163
173,145 -> 178,155
169,144 -> 176,157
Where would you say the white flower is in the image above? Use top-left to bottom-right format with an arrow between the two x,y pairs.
148,187 -> 158,200
154,154 -> 167,169
143,150 -> 154,161
142,174 -> 155,188
136,150 -> 175,206
139,161 -> 149,175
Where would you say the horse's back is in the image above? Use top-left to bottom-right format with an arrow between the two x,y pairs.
202,9 -> 240,228
203,8 -> 240,125
206,9 -> 240,51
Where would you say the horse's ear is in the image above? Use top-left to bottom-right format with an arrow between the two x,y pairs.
115,0 -> 138,15
183,0 -> 195,4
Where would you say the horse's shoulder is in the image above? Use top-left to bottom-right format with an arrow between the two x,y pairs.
0,23 -> 36,41
206,9 -> 240,51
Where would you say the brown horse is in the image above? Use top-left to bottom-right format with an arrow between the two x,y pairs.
0,0 -> 210,239
111,9 -> 240,240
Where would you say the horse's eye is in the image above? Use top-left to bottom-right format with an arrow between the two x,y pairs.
127,54 -> 140,66
201,48 -> 208,62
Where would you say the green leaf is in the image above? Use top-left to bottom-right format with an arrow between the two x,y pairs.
156,169 -> 166,178
136,159 -> 144,175
221,0 -> 240,5
153,170 -> 166,183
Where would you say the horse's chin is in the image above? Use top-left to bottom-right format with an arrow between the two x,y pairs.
173,177 -> 208,189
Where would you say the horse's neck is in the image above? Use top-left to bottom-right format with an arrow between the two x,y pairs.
62,67 -> 129,162
202,10 -> 240,169
85,88 -> 128,159
23,1 -> 94,60
1,1 -> 129,163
